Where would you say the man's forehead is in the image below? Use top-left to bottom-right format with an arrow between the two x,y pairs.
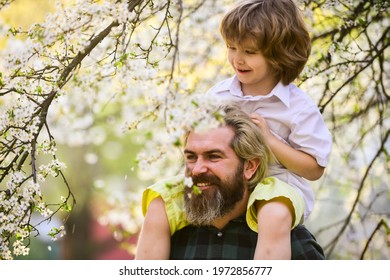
185,126 -> 235,152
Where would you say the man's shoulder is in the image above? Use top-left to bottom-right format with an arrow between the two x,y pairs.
291,225 -> 326,260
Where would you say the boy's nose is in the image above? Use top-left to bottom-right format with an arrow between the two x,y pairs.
234,53 -> 245,65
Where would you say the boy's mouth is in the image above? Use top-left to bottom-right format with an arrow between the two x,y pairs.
237,68 -> 251,73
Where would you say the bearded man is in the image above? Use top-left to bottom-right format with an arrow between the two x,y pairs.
136,106 -> 325,260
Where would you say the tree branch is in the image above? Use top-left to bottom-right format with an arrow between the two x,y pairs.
325,130 -> 390,256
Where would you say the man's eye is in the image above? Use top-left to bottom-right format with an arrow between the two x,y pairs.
185,155 -> 196,161
209,154 -> 221,160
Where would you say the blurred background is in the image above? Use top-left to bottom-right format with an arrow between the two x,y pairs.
0,0 -> 389,260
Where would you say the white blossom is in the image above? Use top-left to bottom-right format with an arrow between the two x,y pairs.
184,176 -> 194,188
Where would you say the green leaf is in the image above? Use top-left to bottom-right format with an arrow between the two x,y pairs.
192,185 -> 202,195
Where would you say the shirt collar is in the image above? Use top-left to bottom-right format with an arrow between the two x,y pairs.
217,76 -> 291,108
269,81 -> 291,108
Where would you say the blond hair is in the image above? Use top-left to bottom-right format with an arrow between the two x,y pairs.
222,105 -> 272,190
220,0 -> 311,85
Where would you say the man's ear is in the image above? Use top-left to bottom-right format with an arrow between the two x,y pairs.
243,158 -> 260,180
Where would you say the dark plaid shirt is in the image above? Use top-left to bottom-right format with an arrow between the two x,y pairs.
170,216 -> 325,260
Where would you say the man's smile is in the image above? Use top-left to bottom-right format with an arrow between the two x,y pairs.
196,182 -> 213,191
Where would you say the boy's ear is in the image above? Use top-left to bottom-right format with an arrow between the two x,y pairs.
243,158 -> 260,180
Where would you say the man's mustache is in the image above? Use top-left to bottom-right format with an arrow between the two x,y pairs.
191,174 -> 222,186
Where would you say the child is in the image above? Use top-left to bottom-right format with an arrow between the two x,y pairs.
136,0 -> 332,259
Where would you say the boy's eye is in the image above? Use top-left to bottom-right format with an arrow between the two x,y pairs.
245,50 -> 257,54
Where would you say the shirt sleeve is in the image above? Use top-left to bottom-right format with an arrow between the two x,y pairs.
289,105 -> 332,167
246,177 -> 305,232
142,175 -> 189,235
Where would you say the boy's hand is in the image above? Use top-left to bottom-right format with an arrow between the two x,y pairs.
250,112 -> 274,141
250,113 -> 324,180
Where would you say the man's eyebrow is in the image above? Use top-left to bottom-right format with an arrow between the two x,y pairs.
183,149 -> 225,155
205,149 -> 225,155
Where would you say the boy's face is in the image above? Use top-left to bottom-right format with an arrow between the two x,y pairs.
226,38 -> 278,96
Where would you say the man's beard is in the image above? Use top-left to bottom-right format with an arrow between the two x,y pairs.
184,163 -> 245,226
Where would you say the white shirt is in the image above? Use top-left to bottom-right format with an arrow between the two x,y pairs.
206,76 -> 332,220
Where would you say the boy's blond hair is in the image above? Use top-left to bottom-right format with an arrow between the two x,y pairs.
220,0 -> 311,85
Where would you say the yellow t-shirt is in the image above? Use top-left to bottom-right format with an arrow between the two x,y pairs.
142,175 -> 190,234
142,175 -> 304,235
246,177 -> 304,232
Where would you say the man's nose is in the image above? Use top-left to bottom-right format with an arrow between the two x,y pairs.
191,159 -> 208,175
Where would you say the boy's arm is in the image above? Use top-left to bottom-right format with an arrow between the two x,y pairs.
268,136 -> 324,180
251,114 -> 324,181
135,197 -> 171,259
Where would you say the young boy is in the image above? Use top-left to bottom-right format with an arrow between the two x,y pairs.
136,0 -> 332,259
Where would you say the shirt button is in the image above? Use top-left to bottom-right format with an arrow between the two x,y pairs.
217,232 -> 223,237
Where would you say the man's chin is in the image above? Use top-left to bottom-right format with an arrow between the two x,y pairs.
184,188 -> 223,225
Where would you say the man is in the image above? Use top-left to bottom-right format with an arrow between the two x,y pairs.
137,105 -> 325,260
